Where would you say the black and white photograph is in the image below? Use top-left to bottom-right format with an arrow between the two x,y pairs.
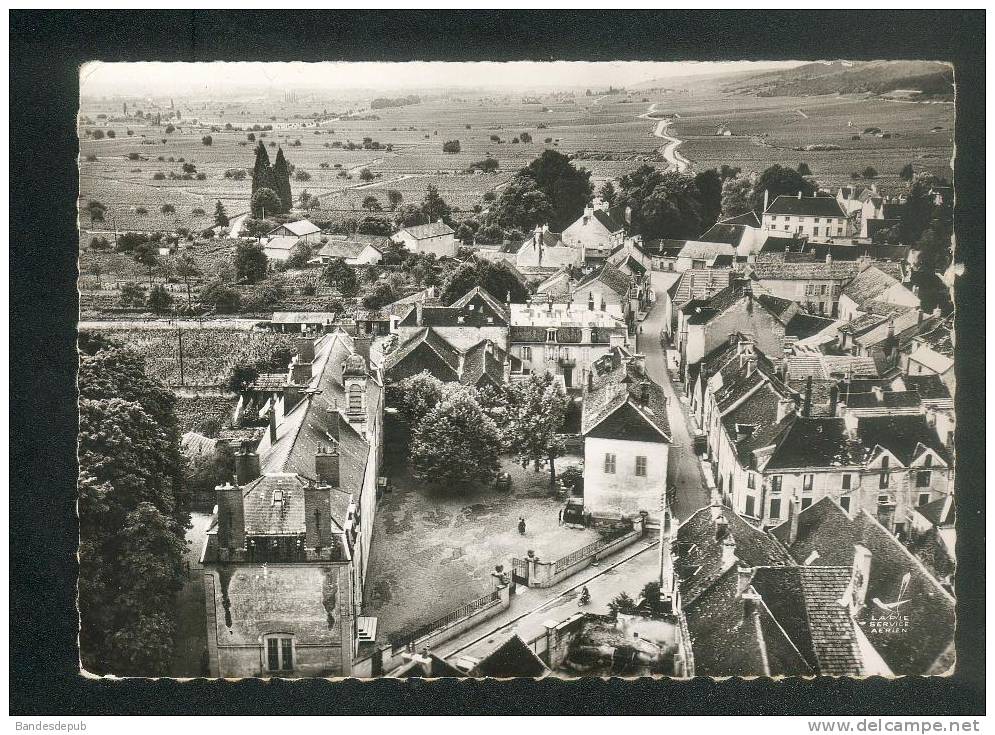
10,8 -> 985,721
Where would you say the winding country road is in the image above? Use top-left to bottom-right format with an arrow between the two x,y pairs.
639,103 -> 692,173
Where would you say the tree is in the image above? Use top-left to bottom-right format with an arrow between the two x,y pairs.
287,241 -> 313,269
505,372 -> 569,490
242,217 -> 277,239
598,181 -> 617,207
421,184 -> 452,224
394,203 -> 428,228
517,150 -> 593,230
272,147 -> 293,213
913,223 -> 952,275
442,140 -> 461,154
469,157 -> 499,173
440,259 -> 528,305
719,164 -> 742,180
361,281 -> 398,310
77,342 -> 187,675
617,166 -> 706,240
362,195 -> 383,213
358,168 -> 374,182
720,175 -> 753,218
899,163 -> 915,181
250,187 -> 282,219
201,135 -> 213,146
235,241 -> 268,283
409,390 -> 501,488
199,280 -> 241,313
900,173 -> 940,245
749,164 -> 817,214
321,259 -> 359,297
797,162 -> 812,176
519,132 -> 532,144
174,252 -> 201,307
118,282 -> 146,307
609,592 -> 637,617
357,216 -> 393,236
147,284 -> 173,314
862,166 -> 879,179
213,200 -> 229,228
132,242 -> 160,287
387,189 -> 403,210
226,363 -> 260,392
694,168 -> 723,227
386,371 -> 446,427
489,176 -> 553,230
251,141 -> 275,196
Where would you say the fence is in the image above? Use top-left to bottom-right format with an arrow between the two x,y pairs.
553,530 -> 629,574
388,588 -> 503,654
517,520 -> 646,589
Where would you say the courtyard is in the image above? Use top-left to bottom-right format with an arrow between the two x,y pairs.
362,452 -> 601,643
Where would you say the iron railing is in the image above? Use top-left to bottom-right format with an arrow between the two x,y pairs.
388,589 -> 502,653
552,530 -> 631,574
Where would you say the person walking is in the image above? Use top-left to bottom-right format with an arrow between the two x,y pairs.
518,517 -> 526,535
558,507 -> 564,526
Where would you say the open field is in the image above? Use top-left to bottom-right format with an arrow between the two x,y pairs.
79,89 -> 953,236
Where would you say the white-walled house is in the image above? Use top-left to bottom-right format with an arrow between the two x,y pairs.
314,234 -> 387,266
762,194 -> 851,242
582,354 -> 670,524
268,219 -> 323,243
392,220 -> 457,258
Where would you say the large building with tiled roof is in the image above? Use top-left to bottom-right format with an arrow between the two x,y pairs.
392,220 -> 457,258
762,193 -> 852,242
772,497 -> 955,675
838,263 -> 919,322
508,297 -> 628,389
201,330 -> 385,677
393,286 -> 509,350
561,201 -> 626,263
383,327 -> 518,389
581,353 -> 670,522
747,255 -> 865,317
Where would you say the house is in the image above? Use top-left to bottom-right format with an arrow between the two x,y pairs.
508,298 -> 628,389
762,193 -> 851,241
581,353 -> 670,523
772,497 -> 955,675
383,327 -> 518,389
560,201 -> 626,264
571,261 -> 638,325
837,264 -> 919,323
393,286 -> 510,350
264,235 -> 303,262
268,219 -> 323,243
314,234 -> 387,266
674,504 -> 874,676
674,240 -> 737,272
637,239 -> 686,271
901,314 -> 954,394
201,331 -> 384,677
746,256 -> 865,317
660,268 -> 733,338
269,311 -> 339,333
467,635 -> 551,678
392,220 -> 457,258
908,494 -> 956,580
699,211 -> 763,256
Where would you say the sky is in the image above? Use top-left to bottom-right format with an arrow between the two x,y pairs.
80,60 -> 802,97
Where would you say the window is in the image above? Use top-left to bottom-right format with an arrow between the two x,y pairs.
878,494 -> 892,505
747,472 -> 756,490
918,492 -> 931,507
805,284 -> 814,296
879,471 -> 890,489
837,228 -> 843,236
546,329 -> 557,343
801,497 -> 813,510
604,453 -> 616,474
803,474 -> 814,492
348,384 -> 363,411
634,456 -> 647,477
770,475 -> 782,493
813,228 -> 820,237
769,498 -> 782,520
841,473 -> 852,490
819,302 -> 826,315
814,218 -> 821,224
917,470 -> 932,487
522,346 -> 532,361
745,496 -> 756,517
840,496 -> 851,512
265,636 -> 294,672
820,285 -> 828,295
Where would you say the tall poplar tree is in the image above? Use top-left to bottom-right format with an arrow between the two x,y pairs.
251,141 -> 275,196
272,147 -> 293,214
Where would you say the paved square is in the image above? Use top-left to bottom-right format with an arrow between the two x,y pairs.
363,453 -> 599,641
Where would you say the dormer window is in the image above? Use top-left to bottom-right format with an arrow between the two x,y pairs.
272,489 -> 284,505
546,329 -> 557,343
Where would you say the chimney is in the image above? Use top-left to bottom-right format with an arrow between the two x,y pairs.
797,191 -> 802,199
787,497 -> 801,545
802,376 -> 813,417
721,534 -> 737,565
304,481 -> 333,551
268,406 -> 277,443
763,189 -> 769,212
736,566 -> 755,597
353,335 -> 372,363
235,448 -> 261,485
631,354 -> 646,376
776,396 -> 795,423
315,444 -> 340,488
826,252 -> 833,264
296,336 -> 316,363
845,545 -> 872,614
216,482 -> 246,552
290,357 -> 313,385
714,512 -> 729,541
829,381 -> 840,416
588,292 -> 595,311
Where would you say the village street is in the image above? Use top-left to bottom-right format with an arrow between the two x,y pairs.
639,271 -> 712,524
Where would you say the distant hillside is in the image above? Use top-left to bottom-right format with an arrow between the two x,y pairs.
723,61 -> 953,99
